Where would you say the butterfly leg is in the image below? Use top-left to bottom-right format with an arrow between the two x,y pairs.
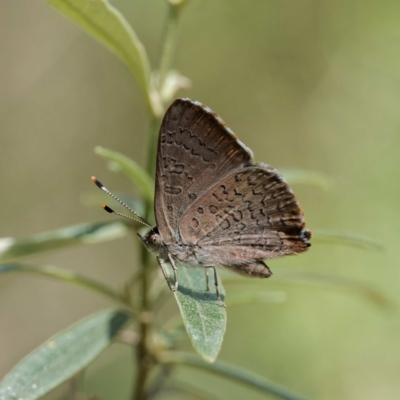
210,266 -> 226,308
205,269 -> 210,291
157,256 -> 175,291
167,253 -> 179,292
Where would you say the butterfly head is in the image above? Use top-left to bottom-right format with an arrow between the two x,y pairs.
137,227 -> 164,254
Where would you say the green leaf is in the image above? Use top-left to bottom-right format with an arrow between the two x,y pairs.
280,168 -> 334,191
172,267 -> 227,363
0,220 -> 129,262
95,146 -> 154,203
0,263 -> 125,305
273,269 -> 392,309
160,351 -> 309,400
44,0 -> 162,116
312,229 -> 384,251
223,269 -> 391,309
0,309 -> 132,400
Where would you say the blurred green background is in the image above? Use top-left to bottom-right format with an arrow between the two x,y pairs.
1,0 -> 400,399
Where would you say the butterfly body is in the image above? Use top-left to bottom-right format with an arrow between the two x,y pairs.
139,229 -> 223,268
139,98 -> 311,301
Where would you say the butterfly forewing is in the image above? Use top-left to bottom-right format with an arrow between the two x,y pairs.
178,164 -> 310,265
155,98 -> 253,244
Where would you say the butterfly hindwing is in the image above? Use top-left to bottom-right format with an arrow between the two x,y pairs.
178,164 -> 311,264
155,98 -> 253,244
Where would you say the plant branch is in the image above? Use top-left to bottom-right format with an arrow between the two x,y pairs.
132,229 -> 154,400
157,2 -> 186,92
132,2 -> 187,398
132,99 -> 162,400
158,351 -> 310,400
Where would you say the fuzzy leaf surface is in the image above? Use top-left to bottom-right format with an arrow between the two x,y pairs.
173,266 -> 226,363
0,310 -> 132,400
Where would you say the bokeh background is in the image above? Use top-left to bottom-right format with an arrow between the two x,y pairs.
1,0 -> 400,399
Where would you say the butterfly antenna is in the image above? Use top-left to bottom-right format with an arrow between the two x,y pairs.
91,176 -> 152,228
101,204 -> 147,225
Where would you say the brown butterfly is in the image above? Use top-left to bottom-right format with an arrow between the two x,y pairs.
93,98 -> 311,306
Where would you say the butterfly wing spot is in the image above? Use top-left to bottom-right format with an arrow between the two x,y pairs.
215,214 -> 231,230
251,243 -> 266,250
192,218 -> 200,229
164,158 -> 185,174
220,219 -> 231,230
197,207 -> 204,214
232,210 -> 243,222
212,185 -> 229,202
209,205 -> 217,214
188,193 -> 197,200
252,188 -> 263,195
178,128 -> 219,163
165,128 -> 219,164
236,222 -> 246,230
164,185 -> 182,195
224,205 -> 235,213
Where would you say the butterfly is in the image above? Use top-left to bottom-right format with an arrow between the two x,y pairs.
93,98 -> 311,306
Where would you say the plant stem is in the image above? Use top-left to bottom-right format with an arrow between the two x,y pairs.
131,96 -> 163,400
132,2 -> 186,398
157,2 -> 185,91
146,115 -> 162,188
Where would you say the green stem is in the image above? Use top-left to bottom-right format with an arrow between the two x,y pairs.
132,106 -> 161,400
157,2 -> 185,92
159,351 -> 310,400
146,115 -> 162,188
132,3 -> 186,398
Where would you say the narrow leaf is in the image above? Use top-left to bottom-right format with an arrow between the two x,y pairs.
312,229 -> 384,251
95,146 -> 154,202
274,269 -> 392,309
0,263 -> 124,304
223,269 -> 391,309
172,266 -> 227,363
44,0 -> 162,116
280,168 -> 334,191
160,351 -> 309,400
0,220 -> 129,262
0,309 -> 132,400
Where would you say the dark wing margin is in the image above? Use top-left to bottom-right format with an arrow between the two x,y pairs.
179,164 -> 311,261
154,98 -> 253,244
